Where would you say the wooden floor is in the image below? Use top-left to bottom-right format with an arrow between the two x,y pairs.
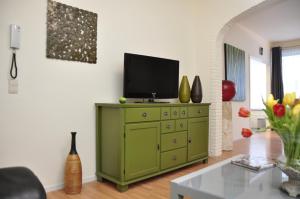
48,131 -> 282,199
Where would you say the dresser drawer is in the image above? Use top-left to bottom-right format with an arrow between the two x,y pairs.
180,107 -> 187,118
125,108 -> 160,123
188,106 -> 209,118
161,120 -> 175,134
161,107 -> 171,120
161,147 -> 187,170
171,107 -> 180,119
176,119 -> 188,131
161,131 -> 187,152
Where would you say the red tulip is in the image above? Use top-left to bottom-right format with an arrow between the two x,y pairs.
273,103 -> 285,117
241,128 -> 252,138
238,107 -> 250,118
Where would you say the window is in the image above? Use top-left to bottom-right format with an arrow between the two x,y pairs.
250,58 -> 267,110
282,47 -> 300,96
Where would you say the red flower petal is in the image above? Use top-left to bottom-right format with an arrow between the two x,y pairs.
238,107 -> 250,118
241,128 -> 252,138
273,103 -> 285,117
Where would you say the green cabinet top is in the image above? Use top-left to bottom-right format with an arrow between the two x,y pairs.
95,103 -> 211,108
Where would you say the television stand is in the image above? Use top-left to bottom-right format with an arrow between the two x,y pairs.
148,98 -> 155,103
146,92 -> 171,103
148,101 -> 170,103
134,99 -> 170,103
148,98 -> 170,103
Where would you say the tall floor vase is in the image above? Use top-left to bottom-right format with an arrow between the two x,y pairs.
179,76 -> 190,103
64,132 -> 82,194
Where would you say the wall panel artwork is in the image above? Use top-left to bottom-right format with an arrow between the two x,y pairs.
47,0 -> 97,63
224,44 -> 246,101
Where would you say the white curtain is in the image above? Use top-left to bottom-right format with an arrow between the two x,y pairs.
282,46 -> 300,96
282,46 -> 300,57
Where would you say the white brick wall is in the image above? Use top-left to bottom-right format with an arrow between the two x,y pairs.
208,23 -> 234,156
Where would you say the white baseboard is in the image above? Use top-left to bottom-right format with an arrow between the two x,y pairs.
45,175 -> 97,192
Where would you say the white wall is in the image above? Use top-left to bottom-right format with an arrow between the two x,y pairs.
0,0 -> 265,190
224,24 -> 270,140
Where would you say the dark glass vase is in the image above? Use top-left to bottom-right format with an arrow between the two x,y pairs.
191,76 -> 203,103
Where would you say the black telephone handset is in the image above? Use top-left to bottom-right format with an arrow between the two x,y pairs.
10,24 -> 20,79
10,52 -> 17,79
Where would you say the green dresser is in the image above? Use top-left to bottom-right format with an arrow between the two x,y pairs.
95,103 -> 210,191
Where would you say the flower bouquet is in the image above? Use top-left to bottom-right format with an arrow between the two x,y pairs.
264,92 -> 300,197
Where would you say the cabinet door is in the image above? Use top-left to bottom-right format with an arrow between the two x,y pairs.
188,117 -> 208,161
125,122 -> 160,180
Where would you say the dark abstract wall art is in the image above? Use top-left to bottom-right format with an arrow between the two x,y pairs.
47,0 -> 97,63
224,43 -> 246,101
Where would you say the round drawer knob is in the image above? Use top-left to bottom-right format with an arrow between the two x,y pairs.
142,112 -> 147,117
163,112 -> 168,116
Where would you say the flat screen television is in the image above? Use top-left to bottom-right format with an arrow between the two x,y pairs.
123,53 -> 179,99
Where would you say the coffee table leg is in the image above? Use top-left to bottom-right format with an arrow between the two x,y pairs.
171,193 -> 184,199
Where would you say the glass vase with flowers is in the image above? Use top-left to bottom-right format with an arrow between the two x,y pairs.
264,92 -> 300,197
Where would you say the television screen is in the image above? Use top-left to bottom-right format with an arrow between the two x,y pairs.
123,53 -> 179,99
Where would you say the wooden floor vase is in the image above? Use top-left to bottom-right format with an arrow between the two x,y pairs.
64,132 -> 82,194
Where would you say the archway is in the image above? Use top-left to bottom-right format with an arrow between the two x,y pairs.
208,0 -> 282,156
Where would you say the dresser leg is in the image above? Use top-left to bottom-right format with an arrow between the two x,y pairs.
202,158 -> 208,164
116,184 -> 128,192
97,176 -> 103,182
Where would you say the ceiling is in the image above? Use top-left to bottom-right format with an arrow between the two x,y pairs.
236,0 -> 300,42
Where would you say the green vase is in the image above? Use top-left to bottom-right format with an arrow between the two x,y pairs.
179,76 -> 191,103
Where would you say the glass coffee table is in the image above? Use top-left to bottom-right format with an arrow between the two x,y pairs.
170,155 -> 291,199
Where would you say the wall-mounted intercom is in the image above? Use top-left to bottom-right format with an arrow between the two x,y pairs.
10,24 -> 21,49
8,24 -> 21,94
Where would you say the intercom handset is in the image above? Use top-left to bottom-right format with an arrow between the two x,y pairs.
10,24 -> 20,79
